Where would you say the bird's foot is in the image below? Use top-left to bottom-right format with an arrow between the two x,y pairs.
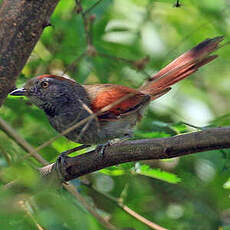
96,141 -> 112,158
55,144 -> 90,181
96,135 -> 131,158
56,153 -> 70,182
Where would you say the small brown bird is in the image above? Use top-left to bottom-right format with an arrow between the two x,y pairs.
10,37 -> 223,147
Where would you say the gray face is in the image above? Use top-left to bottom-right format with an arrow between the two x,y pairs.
21,77 -> 70,108
10,76 -> 91,116
22,77 -> 50,107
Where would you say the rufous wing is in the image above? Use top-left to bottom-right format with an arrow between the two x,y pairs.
84,84 -> 150,120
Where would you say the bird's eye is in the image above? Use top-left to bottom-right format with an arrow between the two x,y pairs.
41,81 -> 49,89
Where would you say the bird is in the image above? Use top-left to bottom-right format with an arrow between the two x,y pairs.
10,36 -> 223,149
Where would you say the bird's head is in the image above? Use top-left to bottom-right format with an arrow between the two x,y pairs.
10,75 -> 88,116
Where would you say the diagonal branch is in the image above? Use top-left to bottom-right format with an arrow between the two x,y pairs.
0,0 -> 60,106
84,183 -> 168,230
39,126 -> 230,181
64,183 -> 119,230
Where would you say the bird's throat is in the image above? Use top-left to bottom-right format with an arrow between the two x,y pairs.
42,102 -> 58,117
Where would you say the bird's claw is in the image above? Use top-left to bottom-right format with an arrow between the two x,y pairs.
56,153 -> 70,182
96,141 -> 112,158
96,136 -> 131,158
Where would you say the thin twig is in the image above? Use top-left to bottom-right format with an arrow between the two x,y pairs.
62,51 -> 87,76
61,144 -> 90,156
84,0 -> 104,15
122,206 -> 167,230
2,180 -> 18,190
97,52 -> 152,78
75,0 -> 93,47
19,200 -> 46,230
64,182 -> 119,230
84,183 -> 168,230
181,121 -> 204,130
0,144 -> 11,165
0,117 -> 48,165
97,52 -> 133,65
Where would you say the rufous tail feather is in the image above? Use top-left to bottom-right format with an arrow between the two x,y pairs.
140,36 -> 223,100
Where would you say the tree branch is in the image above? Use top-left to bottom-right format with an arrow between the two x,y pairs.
0,0 -> 60,106
40,126 -> 230,181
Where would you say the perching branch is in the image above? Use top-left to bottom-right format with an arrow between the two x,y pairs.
0,0 -> 60,106
40,126 -> 230,181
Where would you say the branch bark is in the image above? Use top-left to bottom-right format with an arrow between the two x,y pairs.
40,126 -> 230,181
0,0 -> 60,106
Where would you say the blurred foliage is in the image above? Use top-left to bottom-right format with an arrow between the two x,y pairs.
1,0 -> 230,229
134,162 -> 182,184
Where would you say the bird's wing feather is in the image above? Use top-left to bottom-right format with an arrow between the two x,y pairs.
83,84 -> 150,120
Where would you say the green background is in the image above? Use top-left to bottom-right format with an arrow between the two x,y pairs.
1,0 -> 230,229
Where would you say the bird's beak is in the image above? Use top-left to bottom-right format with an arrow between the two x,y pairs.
9,88 -> 27,96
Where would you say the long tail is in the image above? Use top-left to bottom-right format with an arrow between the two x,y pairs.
140,36 -> 224,100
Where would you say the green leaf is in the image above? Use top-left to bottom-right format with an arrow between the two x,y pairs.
134,163 -> 181,184
223,177 -> 230,189
100,163 -> 134,176
170,122 -> 189,134
134,131 -> 171,139
210,113 -> 230,127
100,167 -> 126,176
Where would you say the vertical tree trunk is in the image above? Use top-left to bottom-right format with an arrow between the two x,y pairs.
0,0 -> 60,106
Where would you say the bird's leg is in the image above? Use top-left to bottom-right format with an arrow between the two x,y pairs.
57,144 -> 90,168
96,134 -> 132,157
